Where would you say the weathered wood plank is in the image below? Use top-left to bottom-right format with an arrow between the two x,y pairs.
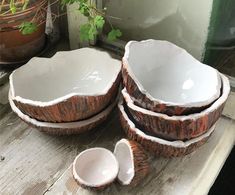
0,106 -> 125,194
223,91 -> 235,120
45,117 -> 235,195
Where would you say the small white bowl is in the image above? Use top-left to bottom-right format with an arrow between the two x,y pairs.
72,148 -> 119,190
10,48 -> 121,122
122,39 -> 221,115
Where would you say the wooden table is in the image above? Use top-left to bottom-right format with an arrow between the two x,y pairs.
0,81 -> 235,195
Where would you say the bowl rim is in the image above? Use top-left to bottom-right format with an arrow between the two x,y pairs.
114,138 -> 135,185
118,99 -> 216,148
9,48 -> 121,107
8,90 -> 119,128
122,39 -> 221,107
122,73 -> 230,121
72,147 -> 119,187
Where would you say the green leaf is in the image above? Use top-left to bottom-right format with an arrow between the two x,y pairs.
88,25 -> 98,40
19,22 -> 38,35
78,3 -> 90,17
107,29 -> 122,42
94,15 -> 105,29
79,23 -> 91,41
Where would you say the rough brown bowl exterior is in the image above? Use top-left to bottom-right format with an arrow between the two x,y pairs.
124,94 -> 225,141
14,72 -> 121,123
124,140 -> 149,186
122,62 -> 214,116
72,171 -> 115,191
118,105 -> 212,158
19,110 -> 113,136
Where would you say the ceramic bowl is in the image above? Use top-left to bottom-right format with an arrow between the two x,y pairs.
122,73 -> 229,140
114,138 -> 149,186
118,100 -> 216,157
10,48 -> 121,122
122,39 -> 221,115
9,90 -> 119,135
72,148 -> 119,190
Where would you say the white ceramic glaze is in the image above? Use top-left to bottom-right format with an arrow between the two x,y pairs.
114,139 -> 134,185
121,73 -> 229,122
10,48 -> 121,106
123,39 -> 221,107
8,90 -> 118,130
72,148 -> 119,187
118,102 -> 216,148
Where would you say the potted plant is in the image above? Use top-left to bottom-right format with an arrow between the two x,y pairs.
61,0 -> 122,43
0,0 -> 48,63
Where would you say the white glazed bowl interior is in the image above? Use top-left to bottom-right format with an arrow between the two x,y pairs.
114,139 -> 134,185
10,48 -> 121,104
123,40 -> 221,106
73,148 -> 119,187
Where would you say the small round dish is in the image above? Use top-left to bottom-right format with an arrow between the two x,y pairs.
114,138 -> 149,186
10,48 -> 121,122
9,90 -> 119,135
122,73 -> 229,140
118,100 -> 216,157
122,39 -> 221,115
72,148 -> 119,190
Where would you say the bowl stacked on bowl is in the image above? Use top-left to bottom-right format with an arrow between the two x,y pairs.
9,48 -> 122,135
119,39 -> 230,157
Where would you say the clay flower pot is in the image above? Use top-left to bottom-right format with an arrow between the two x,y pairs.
118,100 -> 216,157
114,138 -> 149,186
9,90 -> 119,135
0,0 -> 47,63
72,148 -> 119,190
122,73 -> 229,140
10,48 -> 121,122
122,39 -> 221,116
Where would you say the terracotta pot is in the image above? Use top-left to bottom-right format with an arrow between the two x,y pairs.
0,0 -> 47,63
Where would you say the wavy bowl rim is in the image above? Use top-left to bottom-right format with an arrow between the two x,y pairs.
122,39 -> 222,108
9,48 -> 121,107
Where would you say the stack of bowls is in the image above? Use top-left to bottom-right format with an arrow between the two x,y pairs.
119,39 -> 230,157
9,48 -> 122,135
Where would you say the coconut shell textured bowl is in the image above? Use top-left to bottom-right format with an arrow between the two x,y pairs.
118,100 -> 216,157
9,48 -> 121,122
114,138 -> 149,186
72,148 -> 119,190
9,90 -> 119,135
122,73 -> 230,140
72,139 -> 149,190
122,39 -> 221,116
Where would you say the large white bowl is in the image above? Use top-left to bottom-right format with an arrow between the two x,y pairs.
10,48 -> 121,122
122,73 -> 230,140
122,39 -> 221,115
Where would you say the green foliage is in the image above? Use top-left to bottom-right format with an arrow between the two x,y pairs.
107,29 -> 122,42
94,15 -> 105,29
10,0 -> 16,14
19,22 -> 38,35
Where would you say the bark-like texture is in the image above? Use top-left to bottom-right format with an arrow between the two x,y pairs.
118,104 -> 213,158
